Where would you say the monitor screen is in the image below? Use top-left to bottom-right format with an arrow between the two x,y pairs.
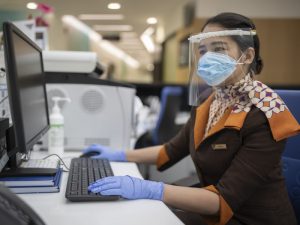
3,22 -> 49,155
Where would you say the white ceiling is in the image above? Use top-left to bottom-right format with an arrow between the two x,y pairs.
0,0 -> 190,66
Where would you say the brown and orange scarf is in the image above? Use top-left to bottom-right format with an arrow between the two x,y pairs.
205,74 -> 296,139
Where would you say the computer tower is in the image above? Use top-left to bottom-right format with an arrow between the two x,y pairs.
41,73 -> 135,151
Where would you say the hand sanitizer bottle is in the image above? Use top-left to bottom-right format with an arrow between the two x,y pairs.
48,97 -> 71,156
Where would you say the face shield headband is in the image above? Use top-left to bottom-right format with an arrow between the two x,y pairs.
188,29 -> 256,106
188,29 -> 256,43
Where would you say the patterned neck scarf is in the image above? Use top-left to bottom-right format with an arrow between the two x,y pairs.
204,73 -> 287,137
205,74 -> 253,137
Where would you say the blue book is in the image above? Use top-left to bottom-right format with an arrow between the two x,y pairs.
8,168 -> 63,194
0,168 -> 61,187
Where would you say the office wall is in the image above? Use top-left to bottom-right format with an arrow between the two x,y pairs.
163,35 -> 178,83
161,0 -> 300,40
253,19 -> 300,86
163,1 -> 193,38
0,10 -> 26,29
194,0 -> 300,19
63,24 -> 89,51
171,18 -> 300,86
163,0 -> 300,85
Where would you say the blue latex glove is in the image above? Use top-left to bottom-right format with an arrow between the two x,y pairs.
82,144 -> 126,162
88,175 -> 164,200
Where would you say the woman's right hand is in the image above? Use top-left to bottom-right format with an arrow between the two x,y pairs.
82,144 -> 127,162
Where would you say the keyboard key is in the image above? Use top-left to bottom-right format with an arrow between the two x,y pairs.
65,158 -> 119,202
20,159 -> 60,169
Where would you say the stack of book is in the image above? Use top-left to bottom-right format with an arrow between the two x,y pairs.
0,167 -> 63,194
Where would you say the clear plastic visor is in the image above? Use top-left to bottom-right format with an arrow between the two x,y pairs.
188,29 -> 256,106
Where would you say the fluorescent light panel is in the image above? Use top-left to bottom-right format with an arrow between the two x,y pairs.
144,27 -> 155,36
62,15 -> 139,68
108,3 -> 121,10
147,17 -> 158,25
140,27 -> 155,53
93,25 -> 132,31
62,15 -> 101,41
140,35 -> 155,53
27,2 -> 38,9
78,14 -> 124,20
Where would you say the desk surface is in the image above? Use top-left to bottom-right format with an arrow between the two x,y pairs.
18,152 -> 183,225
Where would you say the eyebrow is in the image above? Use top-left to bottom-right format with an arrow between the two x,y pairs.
198,41 -> 229,50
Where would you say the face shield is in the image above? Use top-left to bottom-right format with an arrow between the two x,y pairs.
188,29 -> 256,106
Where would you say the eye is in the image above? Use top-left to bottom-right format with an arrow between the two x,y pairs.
213,46 -> 226,53
199,49 -> 207,55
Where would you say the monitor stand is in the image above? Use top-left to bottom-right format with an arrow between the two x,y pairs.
2,126 -> 58,177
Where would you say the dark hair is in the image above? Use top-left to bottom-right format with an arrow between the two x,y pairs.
202,12 -> 263,75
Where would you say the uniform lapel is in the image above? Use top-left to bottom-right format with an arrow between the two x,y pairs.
194,80 -> 300,151
268,109 -> 300,141
194,98 -> 248,150
206,108 -> 232,138
194,94 -> 214,150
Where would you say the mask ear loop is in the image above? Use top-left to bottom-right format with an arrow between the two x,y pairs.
235,52 -> 250,76
236,52 -> 245,65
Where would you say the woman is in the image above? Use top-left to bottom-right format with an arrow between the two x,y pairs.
85,13 -> 299,225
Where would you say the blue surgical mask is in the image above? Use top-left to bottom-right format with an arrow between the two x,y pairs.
197,52 -> 243,86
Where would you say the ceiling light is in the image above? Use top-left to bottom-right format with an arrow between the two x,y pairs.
100,41 -> 140,68
62,15 -> 102,42
27,2 -> 38,10
140,35 -> 155,53
147,17 -> 158,25
144,27 -> 155,36
78,14 -> 124,20
108,3 -> 121,10
62,15 -> 139,68
93,25 -> 132,32
140,27 -> 156,53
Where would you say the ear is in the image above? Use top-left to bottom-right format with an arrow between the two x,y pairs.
243,47 -> 255,64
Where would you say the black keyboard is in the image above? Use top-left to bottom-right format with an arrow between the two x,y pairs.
65,158 -> 120,202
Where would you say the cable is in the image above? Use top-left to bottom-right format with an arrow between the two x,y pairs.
0,95 -> 8,105
22,149 -> 32,161
42,154 -> 70,172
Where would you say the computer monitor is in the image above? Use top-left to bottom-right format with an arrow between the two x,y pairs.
2,22 -> 49,161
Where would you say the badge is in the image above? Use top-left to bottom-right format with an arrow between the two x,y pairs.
212,144 -> 227,150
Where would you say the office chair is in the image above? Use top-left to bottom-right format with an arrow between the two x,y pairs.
0,185 -> 45,225
275,89 -> 300,223
135,86 -> 184,148
134,86 -> 184,179
152,86 -> 184,145
275,90 -> 300,159
281,157 -> 300,224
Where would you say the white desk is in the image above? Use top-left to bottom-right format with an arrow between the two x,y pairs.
18,151 -> 183,225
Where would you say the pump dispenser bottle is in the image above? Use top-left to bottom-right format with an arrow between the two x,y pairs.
48,97 -> 71,156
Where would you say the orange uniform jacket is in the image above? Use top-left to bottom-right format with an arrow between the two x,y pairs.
156,93 -> 300,225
